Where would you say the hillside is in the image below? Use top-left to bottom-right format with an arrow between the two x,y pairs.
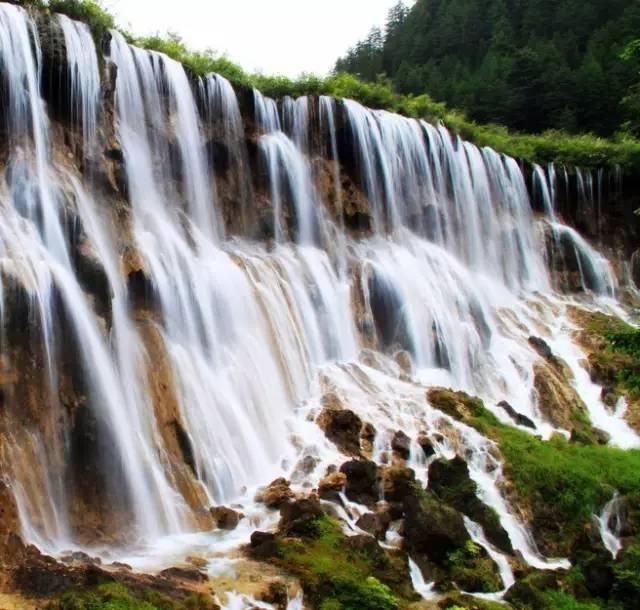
336,0 -> 640,137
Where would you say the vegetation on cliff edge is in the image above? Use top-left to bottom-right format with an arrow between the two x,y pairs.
17,0 -> 640,170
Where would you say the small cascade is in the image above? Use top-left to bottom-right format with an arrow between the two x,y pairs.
58,14 -> 100,159
594,492 -> 624,559
547,222 -> 616,296
463,516 -> 516,597
408,557 -> 437,600
253,89 -> 281,133
259,132 -> 323,244
200,74 -> 253,230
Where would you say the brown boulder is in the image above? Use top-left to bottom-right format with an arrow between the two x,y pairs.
210,506 -> 244,530
317,405 -> 363,457
391,430 -> 411,460
255,478 -> 294,508
318,471 -> 346,501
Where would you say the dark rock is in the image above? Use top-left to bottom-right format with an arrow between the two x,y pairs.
498,400 -> 536,429
391,430 -> 411,459
317,406 -> 363,456
279,496 -> 324,537
339,460 -> 380,507
428,457 -> 513,554
356,512 -> 390,539
403,491 -> 470,566
381,466 -> 416,504
417,432 -> 435,458
528,336 -> 555,362
258,580 -> 289,610
249,531 -> 277,558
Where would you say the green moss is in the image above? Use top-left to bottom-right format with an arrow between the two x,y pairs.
428,387 -> 640,552
446,541 -> 502,593
612,542 -> 640,601
539,590 -> 602,610
47,0 -> 117,46
51,582 -> 215,610
273,515 -> 409,610
571,309 -> 640,403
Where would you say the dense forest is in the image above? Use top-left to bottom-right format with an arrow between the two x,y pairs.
336,0 -> 640,137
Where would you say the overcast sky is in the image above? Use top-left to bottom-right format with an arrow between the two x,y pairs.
106,0 -> 404,77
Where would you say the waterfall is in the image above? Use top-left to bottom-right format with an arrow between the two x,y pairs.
594,492 -> 624,559
58,14 -> 100,159
0,4 -> 637,585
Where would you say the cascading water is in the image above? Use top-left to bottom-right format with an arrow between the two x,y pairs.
0,6 -> 637,603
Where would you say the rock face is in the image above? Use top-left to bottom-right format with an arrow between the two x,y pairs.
532,359 -> 589,433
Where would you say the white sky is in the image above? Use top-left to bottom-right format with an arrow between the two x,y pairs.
106,0 -> 402,77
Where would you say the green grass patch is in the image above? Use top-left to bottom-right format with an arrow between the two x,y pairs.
274,515 -> 407,610
50,582 -> 215,610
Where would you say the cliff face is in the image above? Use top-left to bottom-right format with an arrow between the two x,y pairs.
0,5 -> 640,609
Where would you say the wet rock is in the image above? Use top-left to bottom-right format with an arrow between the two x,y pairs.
391,430 -> 411,460
403,490 -> 470,566
632,249 -> 640,288
528,335 -> 555,361
317,471 -> 346,501
249,531 -> 277,558
505,571 -> 561,609
159,566 -> 207,583
417,432 -> 435,458
60,551 -> 102,566
427,388 -> 487,424
533,360 -> 591,435
601,386 -> 620,409
394,350 -> 413,374
210,505 -> 244,530
317,404 -> 363,456
356,511 -> 390,539
360,421 -> 377,456
339,459 -> 380,507
255,478 -> 294,509
279,496 -> 324,537
428,457 -> 512,554
381,465 -> 416,504
529,336 -> 571,376
498,400 -> 536,429
258,580 -> 289,610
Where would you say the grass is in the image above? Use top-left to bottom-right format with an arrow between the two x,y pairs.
274,515 -> 405,610
50,582 -> 215,610
20,0 -> 640,170
572,309 -> 640,402
428,387 -> 640,549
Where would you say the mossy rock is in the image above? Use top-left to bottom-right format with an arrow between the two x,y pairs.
445,541 -> 502,593
269,515 -> 415,610
427,388 -> 489,425
428,457 -> 512,554
49,581 -> 217,610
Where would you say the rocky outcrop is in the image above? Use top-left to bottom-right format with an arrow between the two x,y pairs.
428,457 -> 512,554
255,478 -> 295,509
